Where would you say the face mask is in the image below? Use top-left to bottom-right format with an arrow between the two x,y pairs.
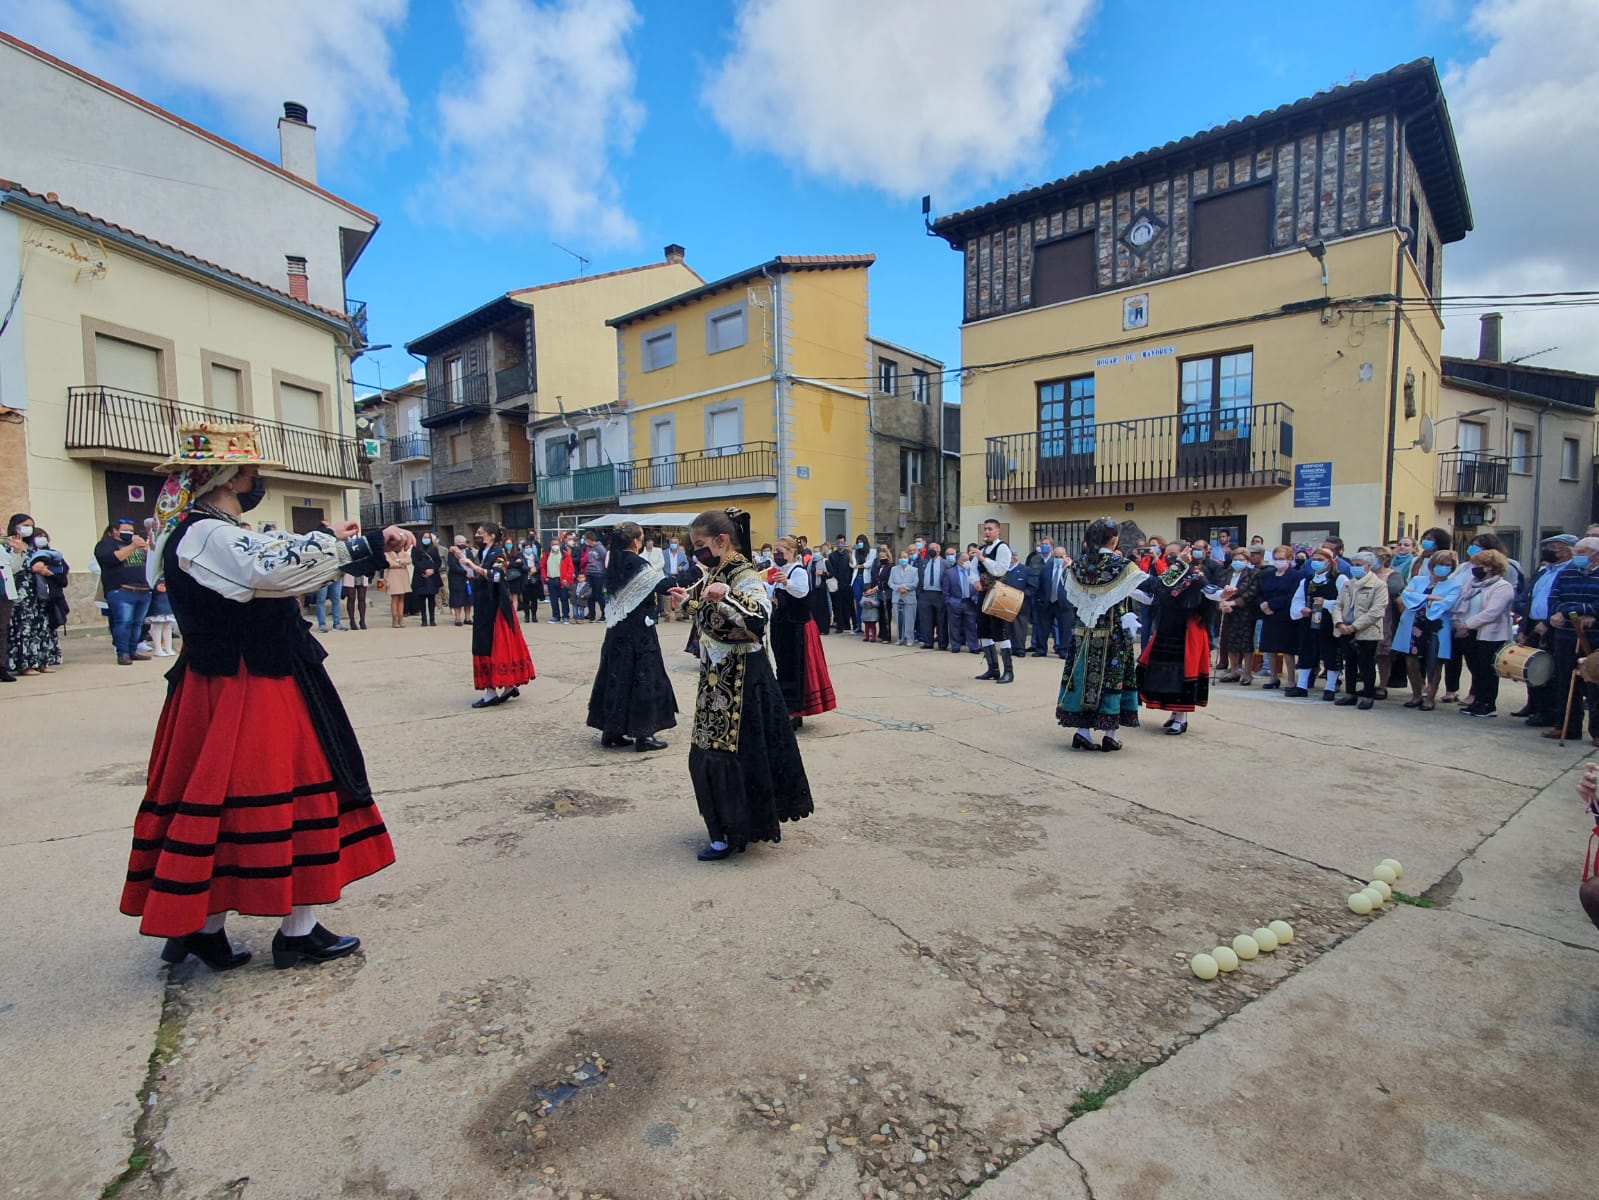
945,553 -> 956,563
915,542 -> 925,551
1352,565 -> 1368,578
1313,562 -> 1330,576
1432,564 -> 1452,578
238,475 -> 267,512
34,536 -> 49,549
1232,561 -> 1246,572
18,525 -> 33,539
1466,544 -> 1481,557
1471,566 -> 1487,580
1575,556 -> 1593,571
670,542 -> 679,549
898,558 -> 908,567
1273,559 -> 1289,570
857,541 -> 867,550
1540,548 -> 1560,563
773,551 -> 787,566
118,530 -> 134,544
694,545 -> 718,567
422,537 -> 432,545
1421,539 -> 1436,552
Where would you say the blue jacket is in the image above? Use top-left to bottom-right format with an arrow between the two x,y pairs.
1392,574 -> 1464,657
1548,563 -> 1599,641
942,561 -> 975,606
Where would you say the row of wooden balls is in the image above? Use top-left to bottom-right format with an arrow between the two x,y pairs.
1348,859 -> 1404,914
1190,920 -> 1293,980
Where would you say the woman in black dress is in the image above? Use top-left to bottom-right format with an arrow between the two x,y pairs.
768,535 -> 836,728
454,522 -> 534,708
587,522 -> 677,752
668,508 -> 813,861
411,532 -> 443,626
446,533 -> 474,625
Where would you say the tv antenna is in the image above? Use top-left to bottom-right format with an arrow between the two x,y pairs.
552,242 -> 590,276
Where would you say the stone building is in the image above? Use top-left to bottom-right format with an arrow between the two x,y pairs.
866,337 -> 948,548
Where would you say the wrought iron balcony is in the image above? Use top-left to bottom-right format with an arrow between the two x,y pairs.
494,363 -> 533,405
537,464 -> 618,508
1436,450 -> 1509,501
347,298 -> 369,344
388,432 -> 430,462
421,372 -> 491,425
360,500 -> 434,527
985,402 -> 1293,503
617,442 -> 779,497
66,386 -> 366,483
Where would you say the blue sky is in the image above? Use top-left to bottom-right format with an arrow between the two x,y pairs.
9,0 -> 1596,381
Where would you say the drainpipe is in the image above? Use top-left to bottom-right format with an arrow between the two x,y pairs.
1529,400 -> 1551,574
1380,240 -> 1405,542
762,266 -> 787,533
334,337 -> 352,520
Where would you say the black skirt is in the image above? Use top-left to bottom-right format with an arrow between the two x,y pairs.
587,611 -> 678,738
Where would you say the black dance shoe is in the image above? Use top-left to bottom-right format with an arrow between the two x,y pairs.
271,923 -> 360,969
697,844 -> 733,861
506,687 -> 521,700
634,736 -> 668,752
1100,735 -> 1122,752
471,697 -> 496,709
1070,732 -> 1095,752
160,929 -> 251,972
601,732 -> 633,748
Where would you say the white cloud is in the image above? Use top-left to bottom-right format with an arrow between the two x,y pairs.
4,0 -> 410,158
703,0 -> 1095,200
1441,0 -> 1599,371
429,0 -> 643,246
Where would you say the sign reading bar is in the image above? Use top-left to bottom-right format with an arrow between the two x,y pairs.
1294,462 -> 1332,508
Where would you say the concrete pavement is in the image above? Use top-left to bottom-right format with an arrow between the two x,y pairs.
1,620 -> 1592,1199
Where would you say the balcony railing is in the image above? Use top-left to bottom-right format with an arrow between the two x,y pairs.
388,432 -> 430,462
66,386 -> 366,483
537,464 -> 618,508
985,402 -> 1294,503
617,442 -> 779,496
422,372 -> 491,425
347,299 -> 369,344
494,363 -> 532,404
360,500 -> 434,528
1437,450 -> 1509,501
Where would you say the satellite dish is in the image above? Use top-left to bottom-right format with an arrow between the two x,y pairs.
1416,414 -> 1435,454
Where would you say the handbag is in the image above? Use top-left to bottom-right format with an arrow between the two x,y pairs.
825,577 -> 838,594
373,576 -> 386,591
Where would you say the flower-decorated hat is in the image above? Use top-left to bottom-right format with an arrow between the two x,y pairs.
157,421 -> 281,474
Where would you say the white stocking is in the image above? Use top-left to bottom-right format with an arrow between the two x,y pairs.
1296,668 -> 1313,689
1325,670 -> 1341,693
279,905 -> 317,938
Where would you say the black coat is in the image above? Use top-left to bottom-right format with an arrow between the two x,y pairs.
411,544 -> 443,596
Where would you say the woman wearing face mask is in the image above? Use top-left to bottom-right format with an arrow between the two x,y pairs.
666,508 -> 812,861
458,522 -> 534,708
1442,533 -> 1520,705
1332,550 -> 1387,708
446,535 -> 476,626
1136,541 -> 1217,734
1287,548 -> 1348,699
850,534 -> 873,631
1456,549 -> 1515,718
6,514 -> 64,676
1411,527 -> 1452,582
122,422 -> 407,972
1059,517 -> 1150,749
1216,549 -> 1260,684
410,531 -> 442,627
587,522 -> 677,750
768,535 -> 836,728
888,550 -> 919,645
870,545 -> 894,643
1255,546 -> 1303,689
383,535 -> 413,628
1392,549 -> 1463,710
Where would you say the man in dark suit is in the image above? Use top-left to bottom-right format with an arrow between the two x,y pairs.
916,541 -> 948,649
826,535 -> 855,633
941,547 -> 979,652
1031,547 -> 1076,659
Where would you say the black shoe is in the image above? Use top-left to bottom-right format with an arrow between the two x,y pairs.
1283,687 -> 1309,698
471,696 -> 500,709
0,669 -> 15,682
160,929 -> 251,972
360,620 -> 368,630
697,844 -> 732,861
975,647 -> 999,681
1071,732 -> 1095,751
1357,698 -> 1375,710
271,923 -> 360,969
1165,721 -> 1188,735
601,732 -> 633,748
1262,679 -> 1281,690
635,736 -> 668,752
791,715 -> 804,730
1525,715 -> 1557,727
506,687 -> 521,700
1100,735 -> 1122,752
996,649 -> 1014,685
1334,695 -> 1358,706
1510,706 -> 1534,718
1029,650 -> 1048,658
1322,690 -> 1338,701
117,654 -> 132,666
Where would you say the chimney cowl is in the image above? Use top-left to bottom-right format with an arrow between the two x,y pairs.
1479,312 -> 1503,363
664,243 -> 685,264
283,101 -> 309,123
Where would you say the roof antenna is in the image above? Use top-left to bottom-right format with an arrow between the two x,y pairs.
552,242 -> 590,276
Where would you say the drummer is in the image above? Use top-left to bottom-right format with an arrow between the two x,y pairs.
1456,549 -> 1516,718
972,518 -> 1017,685
1519,533 -> 1575,727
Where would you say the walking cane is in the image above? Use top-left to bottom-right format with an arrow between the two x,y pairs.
1562,669 -> 1580,748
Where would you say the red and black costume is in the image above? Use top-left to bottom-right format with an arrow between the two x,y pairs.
1136,560 -> 1214,715
471,542 -> 535,691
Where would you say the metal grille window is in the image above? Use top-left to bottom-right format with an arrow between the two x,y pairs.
1031,521 -> 1091,557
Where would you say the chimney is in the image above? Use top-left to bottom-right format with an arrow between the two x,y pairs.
277,101 -> 318,185
664,243 -> 685,265
1479,312 -> 1503,362
286,255 -> 308,302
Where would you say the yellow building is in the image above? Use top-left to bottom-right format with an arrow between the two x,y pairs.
0,182 -> 369,618
608,255 -> 887,545
931,60 -> 1472,554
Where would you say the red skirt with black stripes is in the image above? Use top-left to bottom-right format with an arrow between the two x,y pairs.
120,668 -> 395,938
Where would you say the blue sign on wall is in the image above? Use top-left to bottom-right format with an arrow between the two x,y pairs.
1294,462 -> 1332,508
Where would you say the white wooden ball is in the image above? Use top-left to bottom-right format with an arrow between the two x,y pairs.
1372,864 -> 1398,885
1191,953 -> 1219,980
1211,946 -> 1239,972
1348,892 -> 1373,915
1268,920 -> 1294,944
1232,934 -> 1260,960
1251,927 -> 1280,953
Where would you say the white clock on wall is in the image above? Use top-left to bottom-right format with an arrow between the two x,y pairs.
1128,217 -> 1157,247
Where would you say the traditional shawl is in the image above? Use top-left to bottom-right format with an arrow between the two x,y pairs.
605,550 -> 666,627
1065,551 -> 1150,631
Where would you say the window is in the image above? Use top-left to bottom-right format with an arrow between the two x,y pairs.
445,355 -> 465,404
706,403 -> 743,457
706,303 -> 747,354
545,437 -> 570,476
911,369 -> 931,405
643,327 -> 677,372
1561,437 -> 1580,480
410,477 -> 427,506
1510,428 -> 1533,475
1190,185 -> 1272,271
500,500 -> 534,528
1424,238 -> 1437,295
1407,195 -> 1421,262
279,382 -> 322,429
1038,376 -> 1096,465
1179,351 -> 1254,444
210,363 -> 242,412
879,357 -> 899,396
1499,530 -> 1521,563
580,432 -> 600,468
450,431 -> 471,467
94,333 -> 162,396
900,448 -> 923,495
1457,421 -> 1486,458
405,405 -> 422,435
1032,233 -> 1096,306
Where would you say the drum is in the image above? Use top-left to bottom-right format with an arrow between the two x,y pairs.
1494,643 -> 1553,688
981,580 -> 1025,622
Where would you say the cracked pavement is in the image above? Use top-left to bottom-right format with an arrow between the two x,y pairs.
2,624 -> 1594,1199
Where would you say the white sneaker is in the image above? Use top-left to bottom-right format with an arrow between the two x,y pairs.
137,641 -> 154,653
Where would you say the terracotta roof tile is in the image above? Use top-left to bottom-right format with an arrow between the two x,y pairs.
607,254 -> 877,327
509,259 -> 706,297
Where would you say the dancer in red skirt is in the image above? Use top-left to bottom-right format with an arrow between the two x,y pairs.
454,521 -> 534,708
122,422 -> 410,971
768,535 -> 836,730
1136,544 -> 1220,736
